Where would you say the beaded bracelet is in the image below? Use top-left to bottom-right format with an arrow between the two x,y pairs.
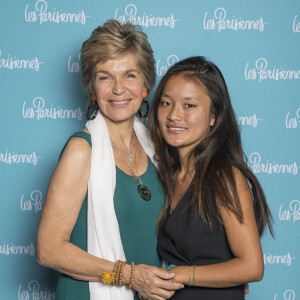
113,260 -> 121,273
165,264 -> 177,272
114,260 -> 122,285
128,261 -> 135,289
118,261 -> 127,286
100,260 -> 127,286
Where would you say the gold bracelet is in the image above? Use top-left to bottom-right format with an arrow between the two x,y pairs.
193,265 -> 196,287
188,265 -> 193,287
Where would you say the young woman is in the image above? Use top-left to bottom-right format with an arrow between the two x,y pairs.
149,56 -> 274,300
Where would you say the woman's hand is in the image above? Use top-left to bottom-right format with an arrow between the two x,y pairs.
167,169 -> 264,289
133,264 -> 184,300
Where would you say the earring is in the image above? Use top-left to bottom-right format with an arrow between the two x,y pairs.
138,99 -> 149,118
142,90 -> 148,99
86,94 -> 99,120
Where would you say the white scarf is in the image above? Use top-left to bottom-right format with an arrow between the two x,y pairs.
86,112 -> 156,300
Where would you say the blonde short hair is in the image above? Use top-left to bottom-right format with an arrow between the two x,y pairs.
80,19 -> 156,99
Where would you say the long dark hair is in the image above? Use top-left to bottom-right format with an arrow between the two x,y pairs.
148,56 -> 274,237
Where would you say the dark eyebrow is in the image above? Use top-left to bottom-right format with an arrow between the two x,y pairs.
161,93 -> 196,101
161,93 -> 172,99
183,96 -> 196,101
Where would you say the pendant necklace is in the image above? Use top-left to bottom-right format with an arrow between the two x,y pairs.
111,134 -> 151,201
175,169 -> 195,186
111,134 -> 135,164
171,169 -> 195,212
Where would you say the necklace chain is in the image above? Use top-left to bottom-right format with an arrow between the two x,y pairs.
111,132 -> 151,201
171,169 -> 195,212
111,134 -> 143,186
111,133 -> 135,164
121,151 -> 143,186
176,169 -> 195,186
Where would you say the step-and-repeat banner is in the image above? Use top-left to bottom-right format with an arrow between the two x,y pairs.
1,0 -> 299,299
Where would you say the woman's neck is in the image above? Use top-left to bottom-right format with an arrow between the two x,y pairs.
104,116 -> 135,151
178,150 -> 195,175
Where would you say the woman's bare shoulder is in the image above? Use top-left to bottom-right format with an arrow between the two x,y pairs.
61,129 -> 91,161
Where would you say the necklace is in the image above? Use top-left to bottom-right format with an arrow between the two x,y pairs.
112,135 -> 151,201
176,169 -> 195,186
111,134 -> 135,164
171,169 -> 195,213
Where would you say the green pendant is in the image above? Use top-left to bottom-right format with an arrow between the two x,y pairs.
137,184 -> 151,201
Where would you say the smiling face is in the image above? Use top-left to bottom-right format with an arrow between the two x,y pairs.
157,75 -> 215,156
93,53 -> 145,125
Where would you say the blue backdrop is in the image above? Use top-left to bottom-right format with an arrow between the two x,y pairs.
1,0 -> 299,299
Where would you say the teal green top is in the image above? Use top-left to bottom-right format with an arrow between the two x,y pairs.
55,131 -> 164,300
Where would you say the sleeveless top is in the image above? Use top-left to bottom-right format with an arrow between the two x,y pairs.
55,131 -> 165,300
157,187 -> 244,300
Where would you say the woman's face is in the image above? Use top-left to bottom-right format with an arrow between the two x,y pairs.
93,53 -> 145,125
157,75 -> 215,156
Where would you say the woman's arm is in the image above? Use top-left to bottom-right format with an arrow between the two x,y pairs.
170,169 -> 264,288
36,136 -> 110,281
36,136 -> 183,298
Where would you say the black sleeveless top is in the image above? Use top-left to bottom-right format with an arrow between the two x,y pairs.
157,188 -> 244,300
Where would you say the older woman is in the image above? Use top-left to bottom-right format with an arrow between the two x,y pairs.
148,56 -> 274,299
36,20 -> 183,300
